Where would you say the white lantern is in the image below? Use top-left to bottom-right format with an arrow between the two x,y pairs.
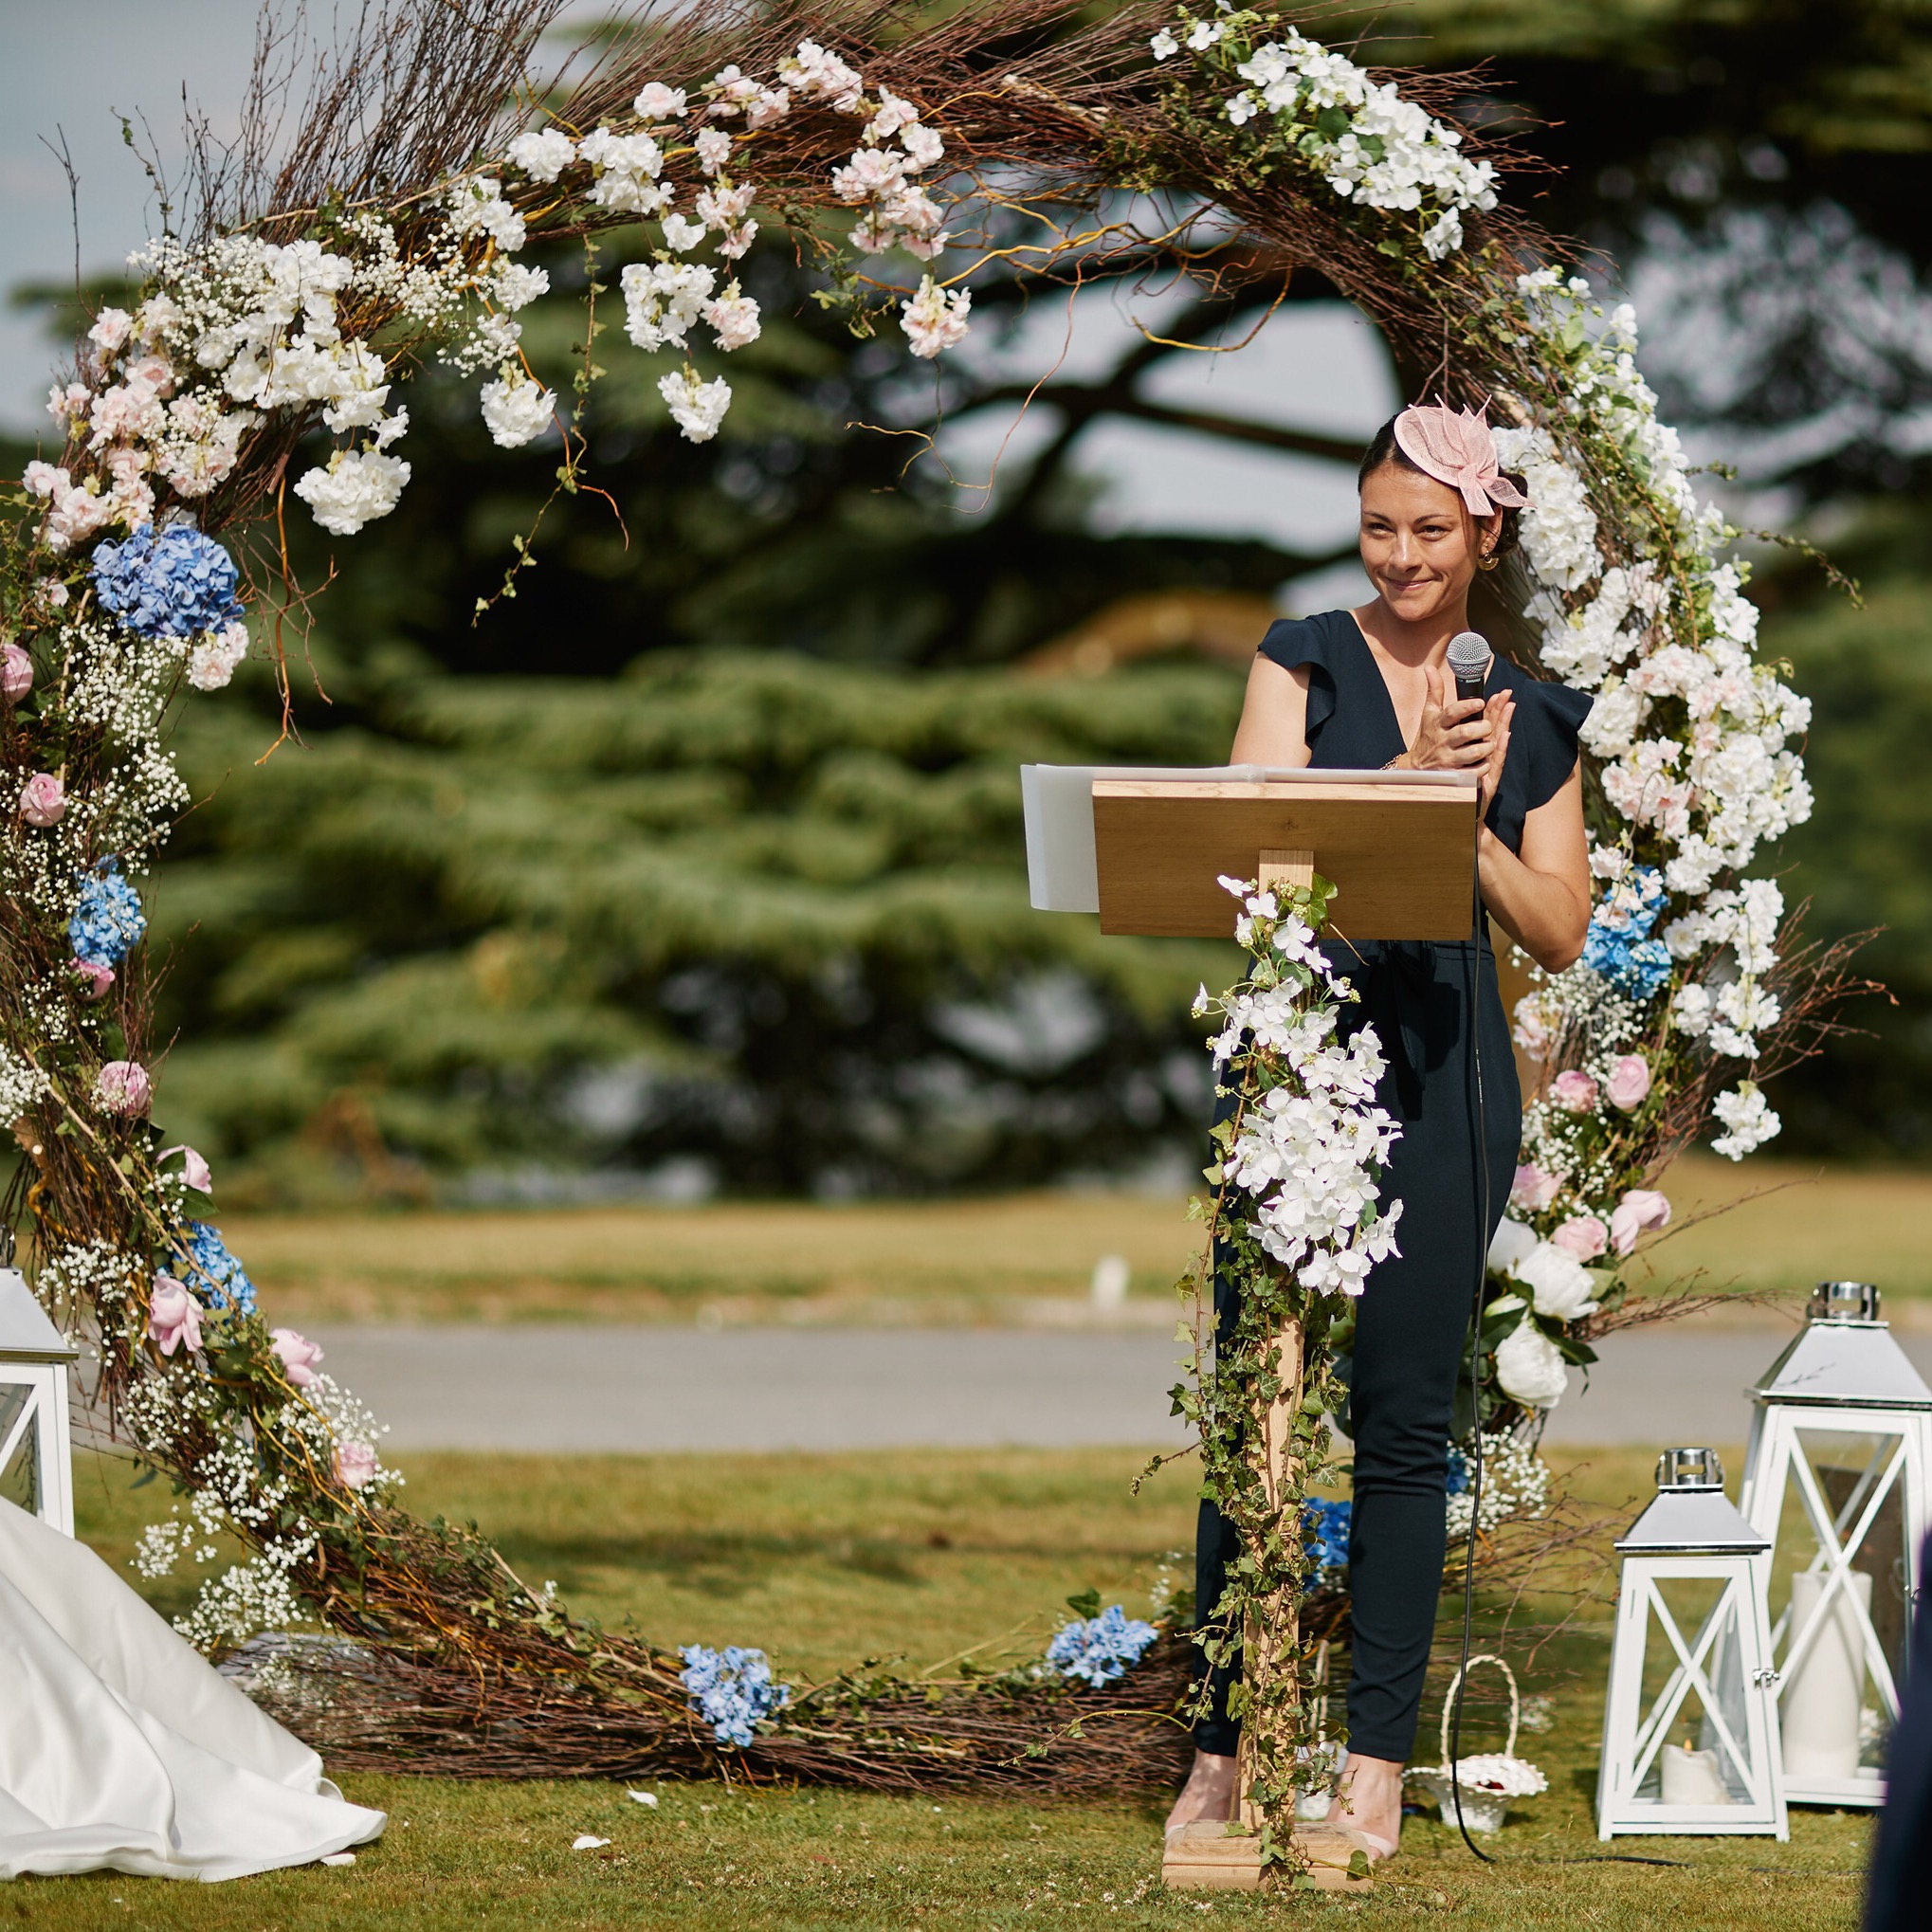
1596,1447 -> 1788,1841
0,1260 -> 78,1534
1739,1281 -> 1932,1808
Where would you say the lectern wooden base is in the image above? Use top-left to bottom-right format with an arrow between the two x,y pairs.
1161,1821 -> 1373,1893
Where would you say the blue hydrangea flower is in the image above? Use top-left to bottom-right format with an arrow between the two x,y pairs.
1303,1498 -> 1353,1575
1581,864 -> 1671,1000
1044,1604 -> 1159,1686
90,526 -> 243,641
679,1644 -> 789,1747
174,1221 -> 256,1315
1580,925 -> 1673,1002
1445,1448 -> 1470,1498
67,861 -> 146,967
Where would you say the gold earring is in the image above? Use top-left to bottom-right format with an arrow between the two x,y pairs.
1477,553 -> 1501,573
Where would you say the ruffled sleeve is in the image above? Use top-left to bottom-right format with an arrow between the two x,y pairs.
1255,611 -> 1354,743
1517,680 -> 1593,812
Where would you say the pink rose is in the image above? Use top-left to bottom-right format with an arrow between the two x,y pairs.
334,1441 -> 378,1490
161,1143 -> 212,1192
270,1327 -> 325,1388
1,644 -> 32,702
1551,1213 -> 1609,1261
147,1274 -> 201,1357
1551,1069 -> 1600,1113
1509,1162 -> 1562,1212
94,1060 -> 151,1117
1610,1188 -> 1672,1257
18,773 -> 65,828
69,957 -> 114,1002
1606,1054 -> 1651,1112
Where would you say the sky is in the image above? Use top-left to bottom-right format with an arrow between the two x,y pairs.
0,1 -> 1386,576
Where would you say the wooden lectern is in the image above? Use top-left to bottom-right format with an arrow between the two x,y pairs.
1022,765 -> 1483,1894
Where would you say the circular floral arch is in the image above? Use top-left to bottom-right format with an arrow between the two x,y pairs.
2,0 -> 1841,1806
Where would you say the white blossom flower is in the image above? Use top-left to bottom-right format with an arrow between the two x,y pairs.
291,448 -> 411,536
658,367 -> 732,443
490,263 -> 551,312
1711,1081 -> 1780,1158
479,367 -> 556,448
663,214 -> 708,253
695,127 -> 733,175
1151,28 -> 1178,59
507,127 -> 576,182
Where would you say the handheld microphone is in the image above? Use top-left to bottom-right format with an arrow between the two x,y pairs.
1446,630 -> 1492,705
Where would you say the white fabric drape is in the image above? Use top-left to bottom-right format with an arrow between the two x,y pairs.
0,1498 -> 385,1882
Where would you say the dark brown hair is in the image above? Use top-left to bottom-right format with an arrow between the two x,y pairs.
1357,414 -> 1524,558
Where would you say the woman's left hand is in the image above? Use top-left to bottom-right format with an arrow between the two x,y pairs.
1477,692 -> 1515,807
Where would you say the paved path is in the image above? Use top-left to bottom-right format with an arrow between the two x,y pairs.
310,1321 -> 1932,1454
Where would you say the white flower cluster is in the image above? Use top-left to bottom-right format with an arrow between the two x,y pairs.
1445,1431 -> 1552,1540
29,43 -> 966,556
1199,881 -> 1403,1297
0,1045 -> 51,1125
518,42 -> 962,447
1154,15 -> 1497,259
1501,275 -> 1813,1191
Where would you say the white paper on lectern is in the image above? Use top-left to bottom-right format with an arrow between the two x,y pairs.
1019,763 -> 1477,913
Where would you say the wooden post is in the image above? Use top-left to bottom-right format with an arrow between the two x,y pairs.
1161,846 -> 1369,1894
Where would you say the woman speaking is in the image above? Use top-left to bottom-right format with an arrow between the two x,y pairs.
1165,403 -> 1593,1859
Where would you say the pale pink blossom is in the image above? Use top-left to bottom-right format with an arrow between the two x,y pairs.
1606,1053 -> 1651,1111
703,288 -> 761,352
1551,1213 -> 1609,1261
901,121 -> 944,172
23,461 -> 67,499
745,87 -> 791,129
161,1144 -> 213,1191
2,644 -> 32,702
147,1275 -> 201,1356
1550,1068 -> 1600,1113
46,382 -> 90,424
1509,1162 -> 1562,1212
695,127 -> 732,175
18,773 -> 65,827
88,307 -> 133,355
69,958 -> 114,1001
1609,1188 -> 1671,1256
270,1327 -> 325,1388
900,275 -> 970,359
334,1441 -> 378,1489
94,1060 -> 152,1117
632,82 -> 688,120
831,147 -> 904,202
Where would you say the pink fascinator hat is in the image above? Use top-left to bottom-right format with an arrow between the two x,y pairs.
1392,401 -> 1530,519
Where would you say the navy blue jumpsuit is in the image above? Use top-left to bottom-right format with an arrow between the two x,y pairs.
1192,610 -> 1590,1763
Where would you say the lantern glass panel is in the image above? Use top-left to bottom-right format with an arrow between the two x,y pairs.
1631,1577 -> 1762,1806
1765,1426 -> 1907,1777
0,1415 -> 39,1516
0,1381 -> 28,1449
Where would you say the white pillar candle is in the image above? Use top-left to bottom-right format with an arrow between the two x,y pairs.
1780,1569 -> 1871,1780
1660,1741 -> 1732,1806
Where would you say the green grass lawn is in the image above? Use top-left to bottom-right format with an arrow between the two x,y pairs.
26,1443 -> 1871,1930
213,1154 -> 1932,1329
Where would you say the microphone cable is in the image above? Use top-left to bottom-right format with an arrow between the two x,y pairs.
1437,738 -> 1715,1876
1446,794 -> 1496,1864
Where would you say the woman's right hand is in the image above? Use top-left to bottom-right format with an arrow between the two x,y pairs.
1400,665 -> 1499,774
